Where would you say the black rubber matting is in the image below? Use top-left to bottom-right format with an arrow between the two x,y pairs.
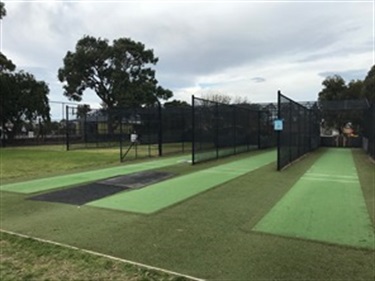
98,171 -> 173,188
28,171 -> 174,205
28,183 -> 126,206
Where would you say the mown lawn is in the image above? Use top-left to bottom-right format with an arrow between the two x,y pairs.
0,145 -> 120,183
0,231 -> 189,281
1,146 -> 374,280
0,143 -> 191,184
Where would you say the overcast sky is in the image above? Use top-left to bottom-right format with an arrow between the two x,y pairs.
1,0 -> 374,119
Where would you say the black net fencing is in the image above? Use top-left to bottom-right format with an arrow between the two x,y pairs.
319,99 -> 368,148
277,92 -> 320,170
66,104 -> 192,161
66,105 -> 127,150
161,106 -> 192,155
363,103 -> 375,160
192,96 -> 276,164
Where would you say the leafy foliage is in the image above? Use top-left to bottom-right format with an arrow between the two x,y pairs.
361,64 -> 375,105
58,36 -> 172,109
201,92 -> 232,104
0,2 -> 6,19
0,71 -> 50,139
0,2 -> 50,140
163,99 -> 190,108
318,75 -> 368,132
0,52 -> 15,72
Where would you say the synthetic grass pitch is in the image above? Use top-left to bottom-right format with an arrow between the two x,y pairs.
253,148 -> 375,249
87,150 -> 275,214
0,155 -> 189,194
28,171 -> 174,205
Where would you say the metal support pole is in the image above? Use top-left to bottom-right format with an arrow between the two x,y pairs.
277,91 -> 281,170
66,105 -> 70,151
192,95 -> 195,164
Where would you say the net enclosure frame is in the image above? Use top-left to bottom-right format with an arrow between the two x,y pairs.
362,103 -> 375,160
192,96 -> 276,164
65,104 -> 192,162
277,91 -> 320,171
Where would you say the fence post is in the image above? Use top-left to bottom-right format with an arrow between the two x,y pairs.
215,102 -> 219,160
257,110 -> 261,149
119,111 -> 123,162
66,105 -> 70,151
158,103 -> 162,157
233,106 -> 236,154
192,95 -> 195,164
277,91 -> 281,170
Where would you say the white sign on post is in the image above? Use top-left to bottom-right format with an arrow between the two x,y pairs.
130,133 -> 138,143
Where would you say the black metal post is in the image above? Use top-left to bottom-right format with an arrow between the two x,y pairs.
158,102 -> 162,157
277,91 -> 281,170
257,110 -> 261,149
215,102 -> 219,160
192,95 -> 195,164
233,106 -> 236,154
66,105 -> 70,151
120,113 -> 123,162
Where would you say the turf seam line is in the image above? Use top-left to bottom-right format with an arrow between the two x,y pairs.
0,229 -> 205,281
301,177 -> 359,183
305,173 -> 357,179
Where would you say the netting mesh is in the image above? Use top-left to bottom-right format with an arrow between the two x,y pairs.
66,105 -> 192,161
363,104 -> 375,159
192,96 -> 275,164
277,92 -> 320,170
161,106 -> 192,154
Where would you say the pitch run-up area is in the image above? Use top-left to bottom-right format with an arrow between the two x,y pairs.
87,150 -> 275,214
28,172 -> 174,206
0,155 -> 189,194
2,150 -> 275,214
253,148 -> 374,249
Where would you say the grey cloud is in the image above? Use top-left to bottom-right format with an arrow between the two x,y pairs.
318,69 -> 368,81
251,77 -> 266,83
2,1 -> 372,115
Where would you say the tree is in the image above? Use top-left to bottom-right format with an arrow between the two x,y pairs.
0,52 -> 15,73
0,71 -> 50,140
318,75 -> 346,101
76,104 -> 91,119
201,92 -> 232,104
345,80 -> 363,99
58,35 -> 172,109
232,96 -> 250,105
163,99 -> 190,108
0,2 -> 6,19
318,75 -> 366,133
362,65 -> 375,105
0,2 -> 50,141
0,3 -> 14,73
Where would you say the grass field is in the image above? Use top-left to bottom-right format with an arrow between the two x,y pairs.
1,145 -> 374,280
0,231 -> 192,281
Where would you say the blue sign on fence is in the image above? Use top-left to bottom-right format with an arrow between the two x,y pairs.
274,119 -> 283,131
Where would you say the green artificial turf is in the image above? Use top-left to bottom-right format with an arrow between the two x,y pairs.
253,148 -> 375,249
1,147 -> 374,280
87,150 -> 275,213
0,154 -> 190,194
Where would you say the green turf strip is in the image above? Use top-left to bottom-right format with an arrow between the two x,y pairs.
87,150 -> 275,214
0,155 -> 190,194
253,148 -> 375,249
